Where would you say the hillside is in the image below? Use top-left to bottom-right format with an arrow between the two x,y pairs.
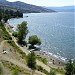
44,5 -> 75,12
0,0 -> 55,13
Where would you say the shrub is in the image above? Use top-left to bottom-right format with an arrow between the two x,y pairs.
3,33 -> 12,40
12,68 -> 19,75
27,52 -> 36,69
29,35 -> 41,46
12,32 -> 18,37
50,69 -> 56,75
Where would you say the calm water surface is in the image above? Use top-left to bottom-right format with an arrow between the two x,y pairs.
8,12 -> 75,61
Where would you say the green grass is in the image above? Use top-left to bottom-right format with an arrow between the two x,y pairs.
37,55 -> 48,65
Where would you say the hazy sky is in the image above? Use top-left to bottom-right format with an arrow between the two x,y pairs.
7,0 -> 74,7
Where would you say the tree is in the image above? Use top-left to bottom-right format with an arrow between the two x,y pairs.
16,10 -> 23,17
50,69 -> 56,75
9,10 -> 14,17
5,9 -> 9,15
65,60 -> 74,75
17,21 -> 28,43
29,35 -> 41,46
0,10 -> 2,22
27,52 -> 36,69
0,14 -> 2,22
3,15 -> 9,23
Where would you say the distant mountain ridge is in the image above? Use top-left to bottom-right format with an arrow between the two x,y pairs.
44,6 -> 75,12
0,0 -> 55,13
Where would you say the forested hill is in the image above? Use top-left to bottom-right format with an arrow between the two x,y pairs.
44,6 -> 75,12
0,0 -> 55,13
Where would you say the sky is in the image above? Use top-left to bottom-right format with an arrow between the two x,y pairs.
7,0 -> 74,7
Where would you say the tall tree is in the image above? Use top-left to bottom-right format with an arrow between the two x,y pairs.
17,21 -> 28,43
27,52 -> 36,69
0,10 -> 2,22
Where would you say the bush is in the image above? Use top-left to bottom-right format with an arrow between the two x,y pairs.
12,68 -> 19,75
29,35 -> 41,46
51,67 -> 65,75
27,52 -> 36,69
3,33 -> 12,40
50,69 -> 56,75
12,32 -> 18,37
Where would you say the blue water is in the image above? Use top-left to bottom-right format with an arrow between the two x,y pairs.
8,12 -> 75,61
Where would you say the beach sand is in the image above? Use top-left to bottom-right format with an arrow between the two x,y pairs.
34,50 -> 65,69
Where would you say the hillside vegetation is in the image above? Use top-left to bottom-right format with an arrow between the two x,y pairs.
0,0 -> 55,13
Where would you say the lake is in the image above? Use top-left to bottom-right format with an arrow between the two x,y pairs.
8,12 -> 75,61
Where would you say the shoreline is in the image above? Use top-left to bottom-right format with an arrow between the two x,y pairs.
7,22 -> 65,68
34,50 -> 65,67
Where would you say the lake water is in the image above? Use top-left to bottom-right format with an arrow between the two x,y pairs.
8,12 -> 75,61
